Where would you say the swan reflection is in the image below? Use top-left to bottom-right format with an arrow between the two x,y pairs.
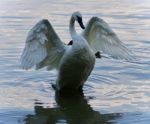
24,92 -> 121,124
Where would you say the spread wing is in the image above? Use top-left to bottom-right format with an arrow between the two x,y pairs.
21,19 -> 66,70
82,17 -> 135,60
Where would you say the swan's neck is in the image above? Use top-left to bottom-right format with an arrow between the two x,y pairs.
69,16 -> 77,39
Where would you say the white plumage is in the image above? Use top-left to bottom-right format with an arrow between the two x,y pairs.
82,17 -> 134,60
21,12 -> 134,92
21,19 -> 66,70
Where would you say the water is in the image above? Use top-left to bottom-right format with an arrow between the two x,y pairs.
0,0 -> 150,123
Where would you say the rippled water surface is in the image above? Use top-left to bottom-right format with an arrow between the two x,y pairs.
0,0 -> 150,123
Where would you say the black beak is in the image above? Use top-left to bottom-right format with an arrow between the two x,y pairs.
77,16 -> 85,29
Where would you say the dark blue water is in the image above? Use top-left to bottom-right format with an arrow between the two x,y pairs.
0,0 -> 150,123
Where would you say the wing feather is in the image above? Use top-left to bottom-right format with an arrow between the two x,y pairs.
82,17 -> 135,60
21,19 -> 66,70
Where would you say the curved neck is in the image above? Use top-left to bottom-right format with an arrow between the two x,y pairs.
69,16 -> 77,39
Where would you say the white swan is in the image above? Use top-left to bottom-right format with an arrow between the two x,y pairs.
21,11 -> 134,92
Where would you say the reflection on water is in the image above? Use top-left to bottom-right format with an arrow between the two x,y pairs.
24,91 -> 121,124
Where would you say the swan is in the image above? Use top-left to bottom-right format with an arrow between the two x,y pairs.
21,11 -> 134,92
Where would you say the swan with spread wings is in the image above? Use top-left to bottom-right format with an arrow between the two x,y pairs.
21,11 -> 134,92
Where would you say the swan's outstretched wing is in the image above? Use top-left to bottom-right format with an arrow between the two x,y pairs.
82,17 -> 134,60
21,19 -> 66,70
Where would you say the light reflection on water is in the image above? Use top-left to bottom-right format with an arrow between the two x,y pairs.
0,0 -> 150,123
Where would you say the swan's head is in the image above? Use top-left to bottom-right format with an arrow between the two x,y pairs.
72,11 -> 85,29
